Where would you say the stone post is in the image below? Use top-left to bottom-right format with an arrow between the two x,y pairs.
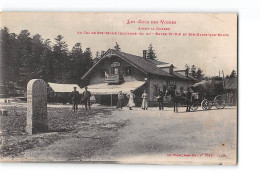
26,79 -> 48,135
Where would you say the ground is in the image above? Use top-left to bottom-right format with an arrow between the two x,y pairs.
0,101 -> 237,165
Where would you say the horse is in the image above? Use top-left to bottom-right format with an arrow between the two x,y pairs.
165,89 -> 186,112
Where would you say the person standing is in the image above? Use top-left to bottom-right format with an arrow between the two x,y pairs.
186,88 -> 192,112
141,90 -> 149,110
127,90 -> 135,110
118,91 -> 124,109
166,87 -> 178,112
157,90 -> 164,110
70,87 -> 80,112
81,86 -> 92,111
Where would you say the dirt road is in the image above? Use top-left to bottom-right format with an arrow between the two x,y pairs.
2,104 -> 237,165
89,106 -> 237,165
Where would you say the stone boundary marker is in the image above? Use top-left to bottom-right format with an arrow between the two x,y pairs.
26,79 -> 48,135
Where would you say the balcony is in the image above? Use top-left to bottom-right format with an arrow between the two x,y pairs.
105,74 -> 123,84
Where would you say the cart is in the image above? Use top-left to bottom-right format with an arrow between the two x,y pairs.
188,76 -> 227,112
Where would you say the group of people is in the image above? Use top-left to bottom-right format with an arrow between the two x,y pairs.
118,87 -> 194,112
70,86 -> 92,112
117,90 -> 135,110
70,86 -> 193,113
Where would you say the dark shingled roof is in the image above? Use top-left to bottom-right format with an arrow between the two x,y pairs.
81,49 -> 190,80
118,51 -> 172,77
224,78 -> 237,90
146,59 -> 168,65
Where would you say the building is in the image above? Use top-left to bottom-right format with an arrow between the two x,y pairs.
47,83 -> 84,104
224,78 -> 237,105
80,49 -> 197,106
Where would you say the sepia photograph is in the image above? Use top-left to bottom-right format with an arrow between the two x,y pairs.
0,12 -> 237,165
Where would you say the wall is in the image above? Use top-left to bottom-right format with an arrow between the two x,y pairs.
148,76 -> 194,101
88,56 -> 147,85
148,75 -> 168,101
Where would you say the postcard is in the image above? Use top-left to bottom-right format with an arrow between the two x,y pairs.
0,12 -> 237,165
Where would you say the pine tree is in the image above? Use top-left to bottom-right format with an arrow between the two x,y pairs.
53,35 -> 69,81
42,39 -> 54,82
95,51 -> 100,59
71,43 -> 83,80
196,68 -> 204,80
16,29 -> 33,89
147,43 -> 157,60
83,48 -> 93,72
230,70 -> 237,78
114,42 -> 121,51
101,50 -> 106,57
191,65 -> 196,77
31,34 -> 45,79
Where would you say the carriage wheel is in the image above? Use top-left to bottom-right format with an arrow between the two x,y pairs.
201,99 -> 212,110
214,95 -> 226,109
190,101 -> 200,112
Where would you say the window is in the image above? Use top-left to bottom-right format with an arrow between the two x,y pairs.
111,67 -> 116,75
113,68 -> 119,75
169,80 -> 176,86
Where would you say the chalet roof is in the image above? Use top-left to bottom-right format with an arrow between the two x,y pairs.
88,81 -> 146,94
81,49 -> 191,81
48,83 -> 85,93
118,51 -> 172,77
224,78 -> 237,90
146,59 -> 168,65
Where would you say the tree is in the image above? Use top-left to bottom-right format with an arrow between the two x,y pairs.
184,64 -> 190,76
42,39 -> 54,82
16,29 -> 33,88
230,70 -> 237,78
53,35 -> 69,81
95,51 -> 100,59
0,27 -> 13,89
70,43 -> 83,80
83,48 -> 93,71
185,64 -> 190,71
147,43 -> 157,60
196,68 -> 204,80
31,34 -> 45,79
101,50 -> 106,57
191,65 -> 196,77
114,42 -> 121,51
71,43 -> 83,59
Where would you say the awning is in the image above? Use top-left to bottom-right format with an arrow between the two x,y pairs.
88,81 -> 146,95
48,83 -> 85,93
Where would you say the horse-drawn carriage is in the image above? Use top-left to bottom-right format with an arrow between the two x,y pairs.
188,76 -> 226,112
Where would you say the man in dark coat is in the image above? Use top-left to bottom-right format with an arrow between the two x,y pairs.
186,87 -> 192,112
166,86 -> 178,112
81,86 -> 92,111
70,87 -> 80,112
157,90 -> 164,110
117,91 -> 124,109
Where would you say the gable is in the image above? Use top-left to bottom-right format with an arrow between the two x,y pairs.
81,49 -> 172,81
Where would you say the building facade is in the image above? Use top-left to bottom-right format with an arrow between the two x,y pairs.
80,49 -> 197,106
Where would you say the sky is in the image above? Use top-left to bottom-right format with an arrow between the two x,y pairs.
0,12 -> 237,76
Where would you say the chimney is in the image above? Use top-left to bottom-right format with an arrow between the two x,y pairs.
169,64 -> 174,75
143,50 -> 147,60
